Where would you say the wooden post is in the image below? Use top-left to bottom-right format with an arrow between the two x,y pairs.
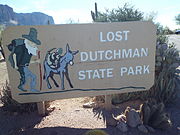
105,95 -> 112,110
37,101 -> 46,116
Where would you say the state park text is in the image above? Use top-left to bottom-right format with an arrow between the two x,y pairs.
77,31 -> 151,80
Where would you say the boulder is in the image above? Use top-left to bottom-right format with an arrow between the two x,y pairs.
115,114 -> 126,122
117,121 -> 128,132
138,124 -> 148,133
83,102 -> 96,108
106,114 -> 117,127
125,108 -> 142,127
145,125 -> 155,133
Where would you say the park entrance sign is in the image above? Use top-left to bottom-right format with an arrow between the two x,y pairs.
2,21 -> 156,103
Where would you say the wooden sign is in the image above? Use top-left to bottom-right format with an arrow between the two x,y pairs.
2,21 -> 156,103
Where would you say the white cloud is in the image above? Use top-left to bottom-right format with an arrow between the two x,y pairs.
31,0 -> 50,11
156,14 -> 179,30
45,9 -> 92,24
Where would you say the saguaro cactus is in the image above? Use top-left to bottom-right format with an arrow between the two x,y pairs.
91,2 -> 98,21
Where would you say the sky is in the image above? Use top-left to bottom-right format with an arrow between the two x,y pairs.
0,0 -> 179,30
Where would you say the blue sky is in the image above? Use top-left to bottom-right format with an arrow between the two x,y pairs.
0,0 -> 179,29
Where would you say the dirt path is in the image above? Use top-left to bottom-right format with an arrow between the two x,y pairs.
35,98 -> 105,129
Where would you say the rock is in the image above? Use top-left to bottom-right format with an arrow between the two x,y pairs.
0,5 -> 15,23
115,114 -> 126,122
83,102 -> 96,108
106,114 -> 117,127
177,127 -> 180,134
13,112 -> 18,116
16,12 -> 54,25
117,121 -> 128,132
145,125 -> 155,132
125,107 -> 142,127
138,124 -> 148,133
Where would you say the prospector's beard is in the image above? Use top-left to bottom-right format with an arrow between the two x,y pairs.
25,40 -> 38,56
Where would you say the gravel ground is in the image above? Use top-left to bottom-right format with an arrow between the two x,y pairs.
0,96 -> 180,135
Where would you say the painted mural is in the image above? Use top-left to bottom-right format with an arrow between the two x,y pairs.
43,44 -> 79,90
7,28 -> 79,93
3,22 -> 156,103
7,28 -> 41,92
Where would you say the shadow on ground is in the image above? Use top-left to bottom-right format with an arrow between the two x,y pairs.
15,126 -> 90,135
0,107 -> 43,135
0,104 -> 179,135
10,123 -> 180,135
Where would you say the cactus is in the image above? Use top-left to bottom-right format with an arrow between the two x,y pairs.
91,2 -> 98,21
139,100 -> 172,130
139,101 -> 151,125
152,43 -> 180,104
124,106 -> 131,116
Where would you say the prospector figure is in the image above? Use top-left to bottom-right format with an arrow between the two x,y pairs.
7,28 -> 41,92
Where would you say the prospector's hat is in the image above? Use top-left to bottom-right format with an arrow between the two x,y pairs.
22,28 -> 41,45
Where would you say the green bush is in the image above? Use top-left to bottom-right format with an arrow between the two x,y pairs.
91,3 -> 143,22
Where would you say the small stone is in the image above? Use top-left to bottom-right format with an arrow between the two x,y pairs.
138,124 -> 148,133
117,121 -> 128,132
115,114 -> 126,122
13,112 -> 18,116
125,108 -> 142,128
177,127 -> 180,134
83,102 -> 95,108
145,125 -> 155,132
106,115 -> 117,127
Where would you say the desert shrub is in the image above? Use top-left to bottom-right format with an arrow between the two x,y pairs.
0,81 -> 37,113
93,95 -> 105,103
163,27 -> 174,35
139,99 -> 172,129
84,129 -> 108,135
151,43 -> 179,103
112,91 -> 147,104
91,3 -> 143,22
157,34 -> 168,44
